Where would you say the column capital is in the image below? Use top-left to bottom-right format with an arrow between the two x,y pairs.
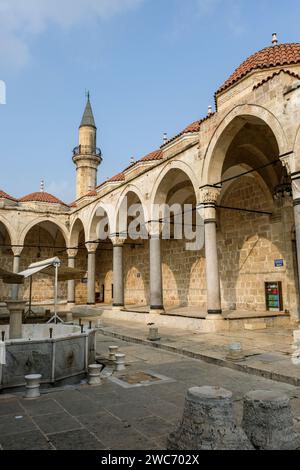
146,221 -> 162,238
280,153 -> 295,175
67,248 -> 78,258
199,187 -> 221,205
85,242 -> 98,253
110,236 -> 126,247
12,246 -> 23,257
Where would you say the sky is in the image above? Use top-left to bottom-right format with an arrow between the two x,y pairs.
1,0 -> 300,203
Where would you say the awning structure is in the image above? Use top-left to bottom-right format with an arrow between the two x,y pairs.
18,257 -> 85,324
0,268 -> 24,285
18,257 -> 61,278
18,258 -> 85,281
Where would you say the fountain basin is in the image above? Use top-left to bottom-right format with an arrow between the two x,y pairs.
0,324 -> 96,391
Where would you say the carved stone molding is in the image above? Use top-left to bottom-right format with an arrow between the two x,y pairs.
110,236 -> 126,247
67,248 -> 78,258
85,242 -> 98,253
199,187 -> 221,205
12,246 -> 23,257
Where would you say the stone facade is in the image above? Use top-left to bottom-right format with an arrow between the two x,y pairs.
2,41 -> 300,326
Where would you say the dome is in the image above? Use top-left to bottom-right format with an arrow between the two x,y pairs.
0,189 -> 16,201
217,43 -> 300,94
19,192 -> 68,206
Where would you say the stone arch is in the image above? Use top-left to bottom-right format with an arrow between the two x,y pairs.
88,202 -> 113,242
114,185 -> 148,237
0,216 -> 14,247
19,217 -> 68,248
70,217 -> 86,248
202,104 -> 289,184
150,160 -> 199,211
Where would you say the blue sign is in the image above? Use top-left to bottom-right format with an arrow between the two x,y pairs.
274,259 -> 284,268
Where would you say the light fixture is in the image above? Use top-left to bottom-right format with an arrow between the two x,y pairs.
273,168 -> 292,200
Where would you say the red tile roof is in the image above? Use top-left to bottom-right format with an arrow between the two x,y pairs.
161,114 -> 215,147
217,43 -> 300,94
19,192 -> 68,206
105,149 -> 164,185
140,149 -> 163,162
109,172 -> 125,182
0,189 -> 17,201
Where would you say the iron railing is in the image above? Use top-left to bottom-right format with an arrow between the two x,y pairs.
73,145 -> 102,157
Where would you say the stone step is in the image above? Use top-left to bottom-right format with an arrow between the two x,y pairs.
244,322 -> 267,331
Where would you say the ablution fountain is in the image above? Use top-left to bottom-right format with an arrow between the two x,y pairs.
0,258 -> 96,392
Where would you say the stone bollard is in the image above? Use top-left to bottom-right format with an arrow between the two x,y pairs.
109,345 -> 119,361
242,390 -> 300,450
226,343 -> 245,362
168,386 -> 253,450
115,353 -> 126,372
24,374 -> 42,399
147,326 -> 161,342
6,300 -> 27,340
65,312 -> 73,323
88,364 -> 102,386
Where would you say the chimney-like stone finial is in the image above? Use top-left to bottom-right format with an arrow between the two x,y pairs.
272,33 -> 278,46
163,132 -> 168,144
40,179 -> 45,192
208,105 -> 213,116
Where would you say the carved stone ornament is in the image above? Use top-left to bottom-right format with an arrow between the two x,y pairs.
199,187 -> 221,205
109,236 -> 126,247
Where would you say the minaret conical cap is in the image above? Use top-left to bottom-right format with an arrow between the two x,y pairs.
80,93 -> 96,128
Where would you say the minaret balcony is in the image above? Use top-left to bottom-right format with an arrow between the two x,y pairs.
73,145 -> 102,157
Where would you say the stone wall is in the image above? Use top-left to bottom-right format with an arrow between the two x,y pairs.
218,176 -> 298,316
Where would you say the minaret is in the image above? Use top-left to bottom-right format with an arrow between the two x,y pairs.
72,93 -> 102,199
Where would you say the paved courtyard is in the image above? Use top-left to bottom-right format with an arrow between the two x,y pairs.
1,331 -> 300,450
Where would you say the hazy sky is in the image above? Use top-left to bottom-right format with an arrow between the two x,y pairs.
1,0 -> 300,202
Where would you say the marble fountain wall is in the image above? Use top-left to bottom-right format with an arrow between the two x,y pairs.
0,324 -> 96,391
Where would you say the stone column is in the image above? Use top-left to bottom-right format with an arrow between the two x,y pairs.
149,224 -> 164,313
200,187 -> 222,315
67,249 -> 78,305
6,300 -> 27,339
11,247 -> 23,300
85,243 -> 98,305
281,155 -> 300,307
110,237 -> 126,308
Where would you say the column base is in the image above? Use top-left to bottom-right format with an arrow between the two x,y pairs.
150,306 -> 165,315
112,304 -> 125,311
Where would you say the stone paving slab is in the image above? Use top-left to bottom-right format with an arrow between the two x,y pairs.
97,319 -> 300,386
2,332 -> 300,450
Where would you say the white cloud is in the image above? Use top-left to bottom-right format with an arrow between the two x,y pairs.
0,0 -> 143,68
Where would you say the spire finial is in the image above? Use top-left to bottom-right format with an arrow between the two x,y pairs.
86,90 -> 90,101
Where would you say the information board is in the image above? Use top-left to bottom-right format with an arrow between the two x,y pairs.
265,282 -> 283,312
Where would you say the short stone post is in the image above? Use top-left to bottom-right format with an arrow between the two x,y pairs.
109,345 -> 119,361
147,326 -> 161,341
115,353 -> 126,371
88,364 -> 102,386
242,390 -> 300,450
168,386 -> 253,450
226,343 -> 245,362
24,374 -> 42,399
6,300 -> 27,340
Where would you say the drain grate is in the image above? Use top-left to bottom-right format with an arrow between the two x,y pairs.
108,370 -> 174,389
